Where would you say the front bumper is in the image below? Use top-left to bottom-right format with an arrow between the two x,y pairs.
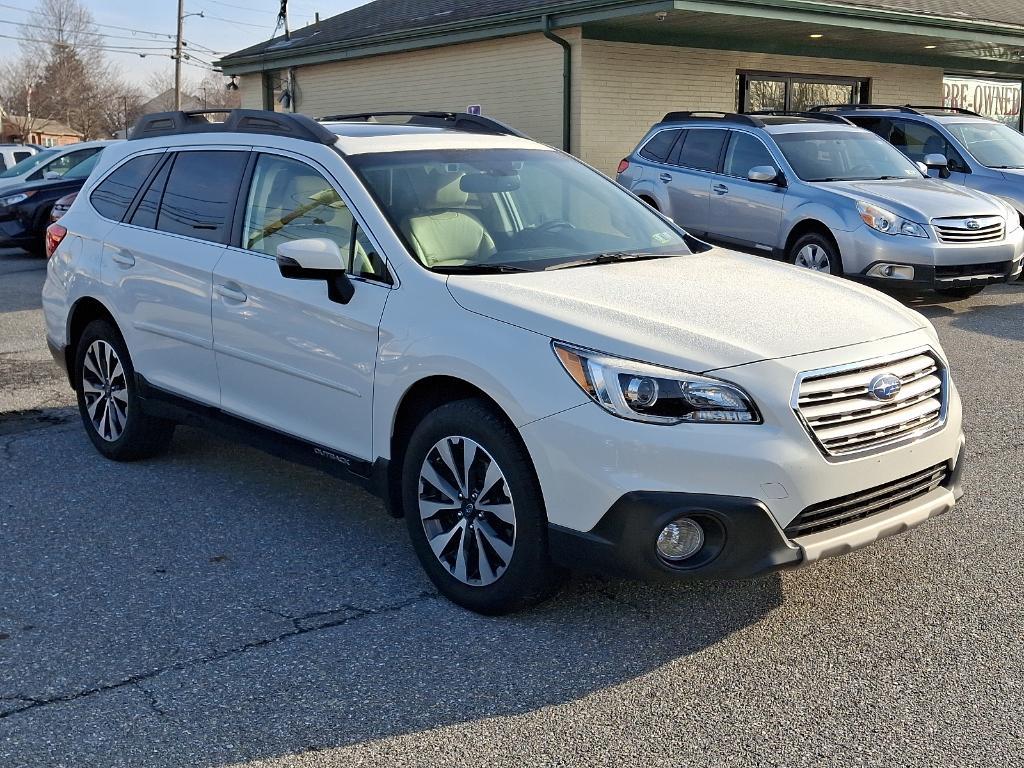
836,223 -> 1024,289
548,442 -> 964,579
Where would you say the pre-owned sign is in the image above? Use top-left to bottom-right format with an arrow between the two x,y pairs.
943,76 -> 1022,128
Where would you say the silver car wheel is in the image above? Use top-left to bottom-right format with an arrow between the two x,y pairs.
795,243 -> 832,272
418,436 -> 516,587
81,340 -> 128,442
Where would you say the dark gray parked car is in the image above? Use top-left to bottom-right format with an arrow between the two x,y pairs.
616,111 -> 1023,297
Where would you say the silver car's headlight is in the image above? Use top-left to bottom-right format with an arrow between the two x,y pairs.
857,201 -> 928,238
553,342 -> 761,425
1000,200 -> 1022,233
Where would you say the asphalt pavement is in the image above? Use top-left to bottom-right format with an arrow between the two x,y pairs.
0,247 -> 1021,767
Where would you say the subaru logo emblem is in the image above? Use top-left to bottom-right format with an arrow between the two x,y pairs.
965,218 -> 981,230
868,373 -> 902,401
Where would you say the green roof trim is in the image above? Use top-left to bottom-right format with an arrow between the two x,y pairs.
216,0 -> 1024,74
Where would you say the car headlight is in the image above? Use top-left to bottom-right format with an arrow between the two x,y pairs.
553,342 -> 761,425
1000,200 -> 1022,233
856,201 -> 927,237
0,191 -> 32,207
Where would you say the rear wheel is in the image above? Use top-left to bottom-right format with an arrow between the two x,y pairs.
789,231 -> 843,276
935,285 -> 985,300
74,319 -> 175,461
401,399 -> 560,614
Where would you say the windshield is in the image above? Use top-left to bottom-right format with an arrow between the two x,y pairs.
945,122 -> 1024,169
774,130 -> 922,182
63,151 -> 101,180
0,147 -> 59,178
348,148 -> 688,271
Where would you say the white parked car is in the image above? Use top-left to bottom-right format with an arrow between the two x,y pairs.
43,109 -> 965,613
0,143 -> 38,174
0,140 -> 113,194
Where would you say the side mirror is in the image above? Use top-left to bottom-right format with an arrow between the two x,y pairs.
916,161 -> 929,175
923,153 -> 951,179
276,238 -> 354,304
748,165 -> 779,184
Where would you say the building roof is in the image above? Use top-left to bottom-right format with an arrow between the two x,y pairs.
218,0 -> 1024,72
0,114 -> 84,138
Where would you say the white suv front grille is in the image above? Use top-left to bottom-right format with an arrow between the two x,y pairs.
933,216 -> 1004,244
794,349 -> 947,458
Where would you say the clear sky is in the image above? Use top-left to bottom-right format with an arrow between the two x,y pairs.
0,0 -> 369,94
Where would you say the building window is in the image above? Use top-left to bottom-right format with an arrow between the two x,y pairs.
943,75 -> 1023,131
738,71 -> 869,113
44,137 -> 55,148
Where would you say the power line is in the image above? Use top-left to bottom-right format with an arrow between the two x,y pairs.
0,17 -> 174,45
0,31 -> 172,53
195,12 -> 281,30
0,1 -> 175,40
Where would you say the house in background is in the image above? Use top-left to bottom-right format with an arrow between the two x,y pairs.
216,0 -> 1024,176
0,112 -> 83,147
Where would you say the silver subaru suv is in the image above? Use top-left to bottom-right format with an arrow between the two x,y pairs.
616,111 -> 1024,298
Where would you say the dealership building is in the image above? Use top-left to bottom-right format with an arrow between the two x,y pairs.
218,0 -> 1024,175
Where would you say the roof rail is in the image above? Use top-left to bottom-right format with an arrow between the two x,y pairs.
745,110 -> 854,125
905,105 -> 983,117
808,104 -> 920,114
661,111 -> 763,127
318,111 -> 528,138
129,109 -> 338,145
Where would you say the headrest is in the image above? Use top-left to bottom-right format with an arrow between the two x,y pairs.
408,168 -> 468,210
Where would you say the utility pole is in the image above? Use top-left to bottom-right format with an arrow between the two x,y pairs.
174,0 -> 185,110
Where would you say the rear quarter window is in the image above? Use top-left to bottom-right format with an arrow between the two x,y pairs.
639,129 -> 683,163
90,154 -> 162,221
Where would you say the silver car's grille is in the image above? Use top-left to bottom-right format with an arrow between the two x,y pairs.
794,349 -> 947,458
933,216 -> 1004,244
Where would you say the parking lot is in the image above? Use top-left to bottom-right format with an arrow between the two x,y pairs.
0,246 -> 1021,767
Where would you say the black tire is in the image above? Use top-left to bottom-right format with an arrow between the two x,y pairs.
401,399 -> 561,614
788,231 -> 844,276
74,319 -> 175,461
935,286 -> 985,300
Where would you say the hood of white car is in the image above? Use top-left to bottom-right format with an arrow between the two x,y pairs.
447,248 -> 926,372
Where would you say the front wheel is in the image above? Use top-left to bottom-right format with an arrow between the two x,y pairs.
74,319 -> 175,461
401,399 -> 561,614
789,232 -> 843,276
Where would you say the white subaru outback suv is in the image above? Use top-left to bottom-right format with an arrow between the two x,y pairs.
43,109 -> 965,614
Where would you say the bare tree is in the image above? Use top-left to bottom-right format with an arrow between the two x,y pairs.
192,72 -> 241,110
0,56 -> 46,139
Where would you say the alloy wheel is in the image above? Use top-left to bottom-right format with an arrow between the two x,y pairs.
418,436 -> 516,587
81,340 -> 129,442
794,243 -> 832,272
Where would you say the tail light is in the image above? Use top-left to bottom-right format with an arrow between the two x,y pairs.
45,223 -> 67,259
616,159 -> 630,174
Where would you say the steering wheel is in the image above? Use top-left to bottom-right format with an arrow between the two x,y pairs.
532,219 -> 577,234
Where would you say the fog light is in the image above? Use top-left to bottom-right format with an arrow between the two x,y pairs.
866,263 -> 915,280
656,518 -> 704,562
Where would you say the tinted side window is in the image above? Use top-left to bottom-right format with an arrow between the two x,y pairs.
639,129 -> 682,163
0,157 -> 6,172
675,129 -> 728,172
243,154 -> 389,281
90,154 -> 161,221
14,151 -> 32,163
724,132 -> 776,178
157,151 -> 248,243
129,157 -> 171,229
887,119 -> 966,170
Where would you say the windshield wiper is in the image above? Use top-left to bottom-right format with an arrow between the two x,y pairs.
989,165 -> 1024,169
544,251 -> 677,271
431,263 -> 531,274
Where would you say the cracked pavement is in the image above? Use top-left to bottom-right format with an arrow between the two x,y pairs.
1,248 -> 1022,767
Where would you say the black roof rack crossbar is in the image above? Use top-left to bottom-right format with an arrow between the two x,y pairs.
318,111 -> 528,138
808,104 -> 920,114
745,110 -> 854,125
661,111 -> 763,127
129,109 -> 338,145
905,105 -> 983,117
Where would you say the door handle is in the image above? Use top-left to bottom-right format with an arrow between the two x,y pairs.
110,252 -> 135,267
215,283 -> 248,303
712,184 -> 729,195
659,172 -> 673,183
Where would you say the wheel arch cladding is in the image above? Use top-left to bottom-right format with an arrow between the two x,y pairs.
66,297 -> 119,385
386,376 -> 528,519
786,218 -> 840,256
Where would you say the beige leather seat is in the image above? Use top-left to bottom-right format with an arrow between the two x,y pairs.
402,171 -> 496,266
